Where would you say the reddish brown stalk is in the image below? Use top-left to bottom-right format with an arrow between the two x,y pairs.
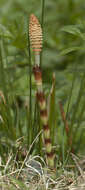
29,14 -> 55,168
0,91 -> 6,104
59,101 -> 69,134
59,101 -> 74,152
33,65 -> 55,167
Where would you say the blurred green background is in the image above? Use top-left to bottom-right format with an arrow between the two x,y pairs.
0,0 -> 85,97
0,0 -> 85,158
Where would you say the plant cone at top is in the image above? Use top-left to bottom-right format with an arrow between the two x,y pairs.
29,14 -> 55,168
29,14 -> 42,54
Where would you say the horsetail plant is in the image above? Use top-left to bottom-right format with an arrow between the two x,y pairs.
29,14 -> 55,168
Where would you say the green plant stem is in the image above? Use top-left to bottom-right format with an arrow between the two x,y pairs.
40,0 -> 45,68
71,96 -> 85,152
70,74 -> 85,129
66,61 -> 78,120
66,74 -> 75,120
41,0 -> 45,29
0,39 -> 16,140
28,24 -> 32,145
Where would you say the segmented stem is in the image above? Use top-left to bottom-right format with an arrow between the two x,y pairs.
29,14 -> 55,168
